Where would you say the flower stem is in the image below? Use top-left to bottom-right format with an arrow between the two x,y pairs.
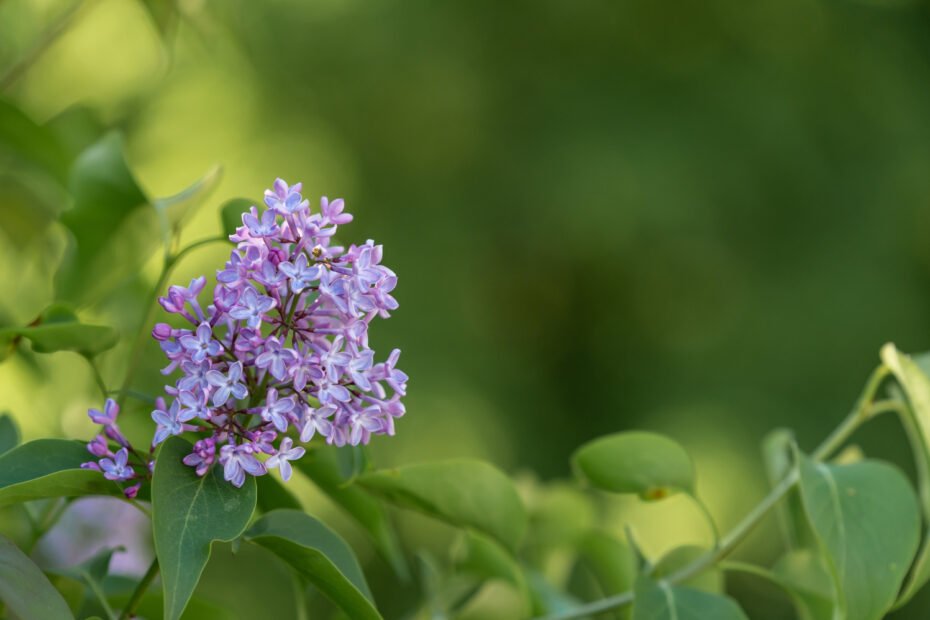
534,364 -> 892,620
118,558 -> 159,620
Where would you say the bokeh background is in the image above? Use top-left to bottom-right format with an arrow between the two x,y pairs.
3,0 -> 930,617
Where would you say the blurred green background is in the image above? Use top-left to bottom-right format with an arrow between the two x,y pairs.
3,0 -> 930,617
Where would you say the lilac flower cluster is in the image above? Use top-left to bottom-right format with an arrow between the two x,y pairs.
80,399 -> 149,499
83,179 -> 407,489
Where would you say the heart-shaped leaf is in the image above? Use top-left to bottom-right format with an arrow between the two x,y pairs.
0,534 -> 74,619
245,509 -> 381,620
572,431 -> 695,499
152,436 -> 257,620
0,439 -> 119,505
631,574 -> 747,620
795,452 -> 920,620
359,459 -> 527,552
296,448 -> 407,578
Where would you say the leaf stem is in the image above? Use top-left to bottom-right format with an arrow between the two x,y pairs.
534,364 -> 891,620
86,355 -> 109,399
118,558 -> 159,620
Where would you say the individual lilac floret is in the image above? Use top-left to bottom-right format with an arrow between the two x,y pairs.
123,177 -> 410,487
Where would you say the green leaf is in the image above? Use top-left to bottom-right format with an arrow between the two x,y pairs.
0,413 -> 20,455
244,509 -> 381,620
576,530 -> 637,597
526,483 -> 595,557
795,452 -> 920,620
0,534 -> 74,619
0,439 -> 119,505
762,429 -> 815,550
359,459 -> 527,552
256,473 -> 302,513
55,132 -> 157,306
219,198 -> 253,238
455,532 -> 527,593
140,0 -> 179,40
154,166 -> 222,248
771,550 -> 834,620
0,98 -> 69,182
0,304 -> 119,357
572,431 -> 695,499
631,574 -> 747,620
48,547 -> 122,620
295,447 -> 408,579
152,436 -> 257,620
651,545 -> 720,593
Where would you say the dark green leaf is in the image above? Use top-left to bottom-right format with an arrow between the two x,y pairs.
572,431 -> 695,499
44,105 -> 106,162
631,574 -> 747,620
795,452 -> 920,620
0,534 -> 74,619
244,509 -> 381,620
0,98 -> 69,182
219,198 -> 253,238
152,436 -> 257,620
359,459 -> 527,552
295,448 -> 408,578
256,473 -> 302,513
48,547 -> 122,620
0,439 -> 119,505
55,132 -> 157,306
651,545 -> 720,593
0,413 -> 20,455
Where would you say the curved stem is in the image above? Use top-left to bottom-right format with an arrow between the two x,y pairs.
535,364 -> 891,620
116,236 -> 228,411
118,558 -> 159,620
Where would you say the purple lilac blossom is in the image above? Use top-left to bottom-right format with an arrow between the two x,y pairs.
84,178 -> 407,489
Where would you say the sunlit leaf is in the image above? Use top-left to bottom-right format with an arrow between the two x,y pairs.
245,509 -> 382,620
0,303 -> 118,358
295,448 -> 408,579
360,459 -> 527,552
0,413 -> 20,455
0,439 -> 119,505
572,431 -> 694,499
219,198 -> 253,238
0,534 -> 74,619
795,452 -> 920,620
152,436 -> 257,620
576,529 -> 637,599
631,574 -> 747,620
154,165 -> 222,247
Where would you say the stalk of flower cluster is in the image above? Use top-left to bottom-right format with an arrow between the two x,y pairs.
82,179 -> 407,491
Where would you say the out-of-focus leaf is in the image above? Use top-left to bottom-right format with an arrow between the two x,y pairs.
526,483 -> 595,557
244,509 -> 381,620
360,459 -> 527,552
219,198 -> 253,238
762,429 -> 815,550
650,545 -> 720,593
295,448 -> 408,579
152,436 -> 256,620
572,431 -> 694,500
454,532 -> 528,598
0,303 -> 118,357
154,165 -> 222,247
140,0 -> 179,39
0,98 -> 69,182
631,574 -> 747,620
0,439 -> 119,505
881,345 -> 930,607
0,414 -> 20,455
525,570 -> 587,617
55,133 -> 156,306
771,550 -> 834,620
48,546 -> 122,620
256,473 -> 302,513
795,451 -> 920,620
0,534 -> 74,619
44,105 -> 106,162
576,530 -> 637,597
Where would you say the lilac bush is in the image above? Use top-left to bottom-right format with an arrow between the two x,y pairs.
82,179 -> 408,489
